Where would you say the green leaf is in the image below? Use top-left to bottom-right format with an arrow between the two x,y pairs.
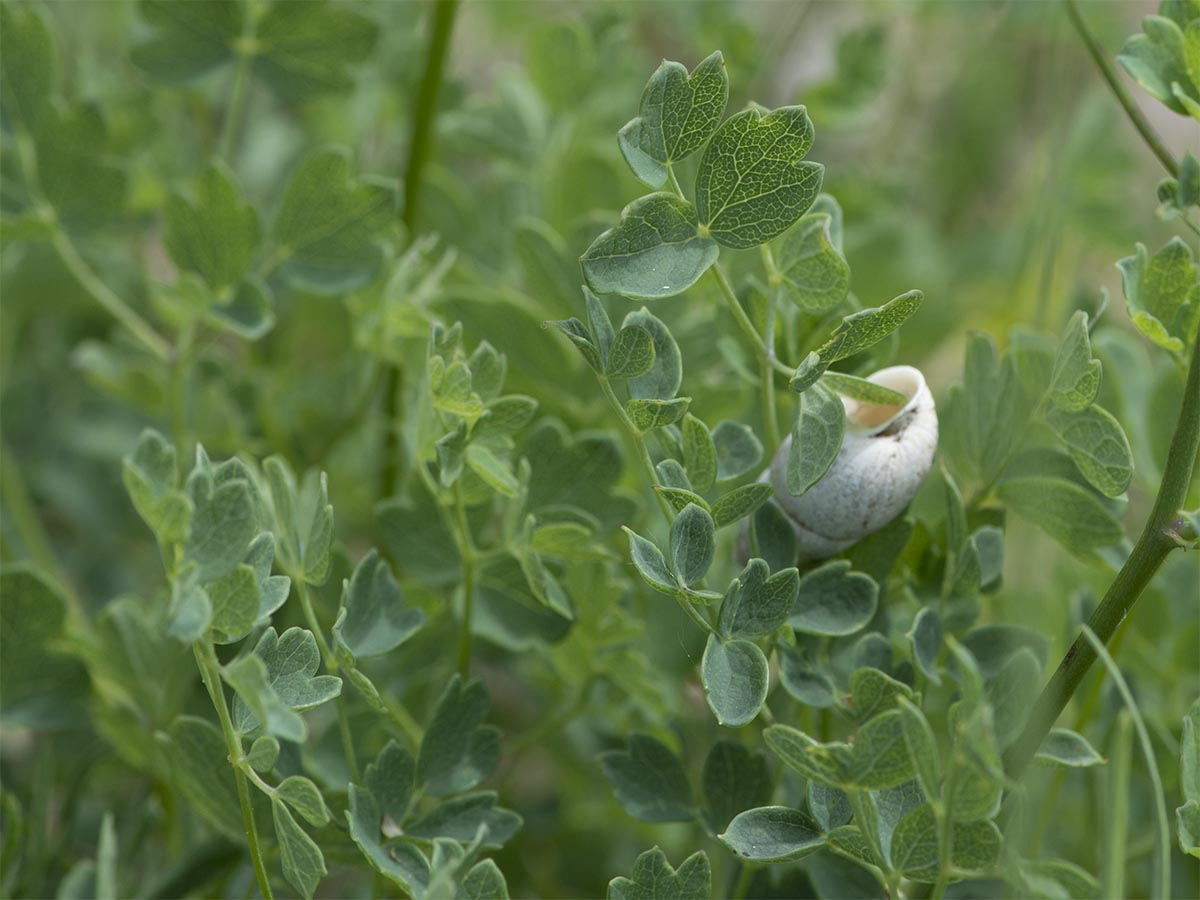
941,333 -> 1026,485
820,371 -> 907,406
655,486 -> 710,515
122,429 -> 191,546
776,213 -> 850,313
183,457 -> 257,583
224,653 -> 307,742
584,287 -> 616,365
897,698 -> 941,804
272,796 -> 326,899
790,560 -> 878,636
750,501 -> 799,572
607,848 -> 710,900
465,444 -> 520,498
0,567 -> 87,727
164,162 -> 259,293
334,549 -> 424,659
272,148 -> 397,294
345,785 -> 430,896
849,667 -> 914,723
996,476 -> 1123,555
791,290 -> 924,390
718,558 -> 798,638
580,193 -> 718,300
846,710 -> 917,789
1048,310 -> 1102,412
619,51 -> 729,186
598,734 -> 694,822
1044,404 -> 1133,498
763,725 -> 846,787
711,482 -> 774,529
207,564 -> 259,643
247,735 -> 280,773
263,457 -> 334,586
418,675 -> 501,796
1119,15 -> 1199,115
623,527 -> 678,594
276,775 -> 331,828
1178,700 -> 1200,858
1035,729 -> 1106,768
546,317 -> 602,371
626,397 -> 691,431
777,643 -> 836,707
985,647 -> 1042,750
606,326 -> 656,379
34,101 -> 127,229
468,341 -> 507,402
474,395 -> 538,440
462,859 -> 509,900
364,740 -> 416,826
1117,238 -> 1200,355
1016,858 -> 1103,900
907,607 -> 943,686
701,741 -> 772,834
720,806 -> 825,862
890,805 -> 1001,882
681,415 -> 718,492
670,503 -> 716,586
253,1 -> 379,99
166,564 -> 211,642
695,105 -> 823,249
711,420 -> 763,480
407,792 -> 522,848
623,308 -> 683,400
0,3 -> 56,130
232,627 -> 342,735
808,782 -> 852,832
786,382 -> 845,495
701,635 -> 770,727
159,716 -> 242,840
130,0 -> 240,83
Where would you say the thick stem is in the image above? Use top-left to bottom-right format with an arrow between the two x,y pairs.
193,641 -> 273,900
1063,0 -> 1179,178
51,231 -> 172,362
1004,328 -> 1200,776
382,0 -> 460,498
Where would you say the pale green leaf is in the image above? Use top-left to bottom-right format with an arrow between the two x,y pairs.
1045,404 -> 1133,497
1048,310 -> 1102,412
626,397 -> 691,431
606,326 -> 656,379
623,527 -> 678,594
1035,729 -> 1106,768
334,549 -> 424,659
272,796 -> 326,900
996,476 -> 1124,555
776,213 -> 850,312
1117,238 -> 1200,355
276,775 -> 331,828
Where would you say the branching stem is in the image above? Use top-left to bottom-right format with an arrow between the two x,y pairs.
1004,327 -> 1200,775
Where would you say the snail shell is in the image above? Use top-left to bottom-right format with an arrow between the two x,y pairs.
742,365 -> 938,563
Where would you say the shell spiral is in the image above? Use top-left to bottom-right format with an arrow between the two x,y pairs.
741,365 -> 938,562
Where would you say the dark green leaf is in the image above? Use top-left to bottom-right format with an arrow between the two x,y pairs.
655,486 -> 710,515
407,792 -> 522,847
253,1 -> 379,99
907,607 -> 943,685
849,667 -> 913,723
224,653 -> 307,742
580,193 -> 718,300
792,291 -> 924,390
231,627 -> 341,735
130,0 -> 240,83
820,371 -> 907,406
276,775 -> 331,828
776,213 -> 850,312
696,105 -> 823,249
546,317 -> 602,371
896,698 -> 940,804
606,326 -> 656,379
777,643 -> 836,707
607,848 -> 710,900
364,740 -> 415,826
763,725 -> 846,787
790,560 -> 878,636
164,162 -> 258,293
720,806 -> 825,862
462,859 -> 509,900
719,558 -> 798,638
808,782 -> 852,832
584,286 -> 616,365
345,786 -> 430,897
750,502 -> 799,572
159,716 -> 242,840
681,415 -> 718,492
701,635 -> 769,727
623,527 -> 678,595
701,741 -> 772,834
787,382 -> 845,495
598,734 -> 694,823
1,4 -> 55,130
335,549 -> 424,659
418,675 -> 501,796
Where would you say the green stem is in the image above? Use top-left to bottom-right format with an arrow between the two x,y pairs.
758,247 -> 783,450
0,442 -> 78,611
595,374 -> 675,524
730,861 -> 756,900
383,0 -> 460,498
1004,327 -> 1200,776
218,25 -> 256,162
1103,712 -> 1133,900
665,164 -> 685,199
710,263 -> 794,377
1063,0 -> 1179,178
51,231 -> 172,362
194,641 -> 273,900
453,483 -> 477,676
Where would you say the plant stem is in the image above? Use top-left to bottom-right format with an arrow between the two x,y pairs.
1062,0 -> 1179,178
51,231 -> 172,362
758,246 -> 783,449
1004,327 -> 1200,776
452,483 -> 477,677
710,263 -> 795,377
1103,711 -> 1132,900
193,641 -> 273,900
293,579 -> 360,782
218,19 -> 257,162
595,374 -> 675,524
383,0 -> 460,498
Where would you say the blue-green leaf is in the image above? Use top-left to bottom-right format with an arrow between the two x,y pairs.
607,848 -> 710,900
598,734 -> 694,823
787,382 -> 845,496
670,503 -> 716,586
720,806 -> 825,862
790,560 -> 878,636
272,796 -> 326,899
701,634 -> 769,727
334,550 -> 424,659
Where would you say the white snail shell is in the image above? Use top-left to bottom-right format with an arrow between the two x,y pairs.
743,365 -> 938,563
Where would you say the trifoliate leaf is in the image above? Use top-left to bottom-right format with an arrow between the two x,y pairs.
695,105 -> 823,249
253,1 -> 379,99
618,51 -> 729,187
345,785 -> 430,896
130,0 -> 241,83
231,627 -> 341,735
607,848 -> 710,900
718,558 -> 798,638
580,193 -> 718,300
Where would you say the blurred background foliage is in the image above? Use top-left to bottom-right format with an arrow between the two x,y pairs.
1,1 -> 1197,898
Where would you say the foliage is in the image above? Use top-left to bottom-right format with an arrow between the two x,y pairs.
1,2 -> 1198,900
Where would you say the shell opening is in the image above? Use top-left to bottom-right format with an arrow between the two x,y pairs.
843,366 -> 924,434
